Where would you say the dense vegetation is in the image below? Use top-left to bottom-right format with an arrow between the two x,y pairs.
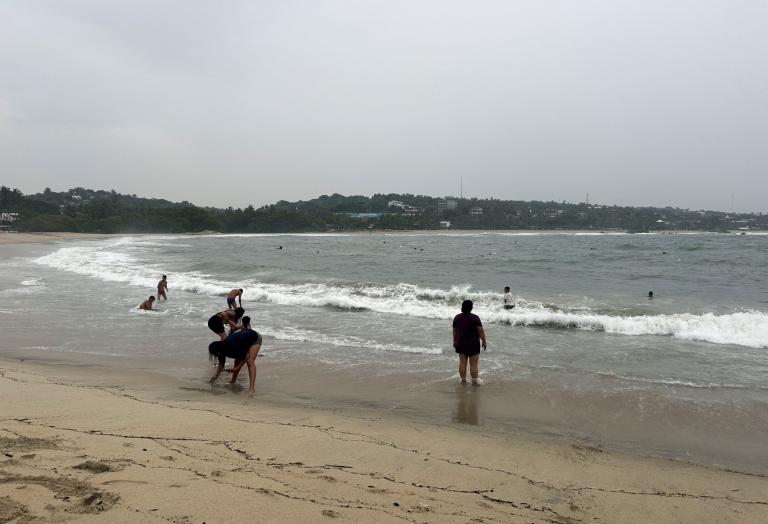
1,186 -> 764,233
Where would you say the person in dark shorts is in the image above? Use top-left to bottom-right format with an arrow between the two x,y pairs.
452,300 -> 488,385
157,275 -> 168,300
207,307 -> 245,340
227,288 -> 243,309
208,316 -> 262,395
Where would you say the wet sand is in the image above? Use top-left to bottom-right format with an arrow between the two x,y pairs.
0,232 -> 115,245
1,357 -> 766,523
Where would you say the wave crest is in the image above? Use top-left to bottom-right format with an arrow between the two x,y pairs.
33,243 -> 768,349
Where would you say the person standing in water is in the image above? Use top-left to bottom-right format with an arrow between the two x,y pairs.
227,288 -> 243,310
452,300 -> 487,385
207,307 -> 245,340
502,286 -> 515,309
208,316 -> 262,396
157,275 -> 168,300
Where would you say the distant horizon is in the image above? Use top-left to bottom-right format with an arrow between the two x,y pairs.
8,184 -> 764,215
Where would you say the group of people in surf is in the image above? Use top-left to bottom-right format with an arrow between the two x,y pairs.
138,276 -> 514,394
139,282 -> 262,396
138,275 -> 168,310
205,288 -> 263,396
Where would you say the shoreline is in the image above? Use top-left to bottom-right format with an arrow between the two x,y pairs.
0,232 -> 117,245
0,229 -> 758,246
1,357 -> 766,523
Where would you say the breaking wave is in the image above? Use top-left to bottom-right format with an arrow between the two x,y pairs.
33,242 -> 768,349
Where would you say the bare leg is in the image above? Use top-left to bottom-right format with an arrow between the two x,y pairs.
458,354 -> 468,384
469,354 -> 481,384
246,344 -> 261,396
228,359 -> 244,384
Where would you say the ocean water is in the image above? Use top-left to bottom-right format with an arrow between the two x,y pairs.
1,232 -> 767,473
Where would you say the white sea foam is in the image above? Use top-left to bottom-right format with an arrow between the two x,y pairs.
34,242 -> 768,349
261,326 -> 443,355
0,277 -> 48,296
34,245 -> 234,295
593,371 -> 766,390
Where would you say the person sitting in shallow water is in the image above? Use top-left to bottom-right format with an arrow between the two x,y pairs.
208,316 -> 262,396
207,307 -> 245,340
139,295 -> 155,310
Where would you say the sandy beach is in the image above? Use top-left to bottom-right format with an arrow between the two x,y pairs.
1,358 -> 766,523
0,232 -> 116,245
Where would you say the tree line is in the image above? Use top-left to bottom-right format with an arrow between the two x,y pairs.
1,186 -> 764,233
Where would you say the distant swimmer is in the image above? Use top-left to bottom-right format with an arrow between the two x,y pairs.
453,300 -> 488,385
227,288 -> 243,310
648,290 -> 654,299
157,275 -> 168,300
208,316 -> 262,396
502,286 -> 515,310
139,295 -> 155,310
207,307 -> 245,340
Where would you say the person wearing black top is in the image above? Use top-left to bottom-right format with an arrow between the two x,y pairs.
207,307 -> 245,340
208,316 -> 262,395
452,300 -> 488,385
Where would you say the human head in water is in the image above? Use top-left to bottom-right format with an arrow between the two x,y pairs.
461,300 -> 473,313
503,286 -> 510,293
241,315 -> 251,328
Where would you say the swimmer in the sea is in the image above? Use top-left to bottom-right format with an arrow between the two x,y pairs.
208,315 -> 262,396
207,307 -> 245,340
157,275 -> 168,300
648,290 -> 654,299
502,286 -> 515,309
227,288 -> 243,310
139,295 -> 155,310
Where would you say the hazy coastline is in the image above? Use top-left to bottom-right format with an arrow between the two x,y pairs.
0,229 -> 760,247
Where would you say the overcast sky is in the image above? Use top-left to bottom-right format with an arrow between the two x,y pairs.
1,1 -> 766,211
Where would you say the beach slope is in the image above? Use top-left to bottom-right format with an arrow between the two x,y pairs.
0,359 -> 766,523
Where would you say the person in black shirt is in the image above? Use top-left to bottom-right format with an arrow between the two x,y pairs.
207,307 -> 245,340
452,300 -> 487,385
208,316 -> 262,395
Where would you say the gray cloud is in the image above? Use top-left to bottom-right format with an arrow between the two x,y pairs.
1,0 -> 766,211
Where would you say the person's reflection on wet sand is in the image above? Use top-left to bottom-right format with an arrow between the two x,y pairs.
453,386 -> 481,425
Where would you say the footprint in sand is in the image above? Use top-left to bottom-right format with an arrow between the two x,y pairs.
0,497 -> 29,522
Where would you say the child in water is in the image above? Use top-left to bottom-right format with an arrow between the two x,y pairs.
502,286 -> 515,309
